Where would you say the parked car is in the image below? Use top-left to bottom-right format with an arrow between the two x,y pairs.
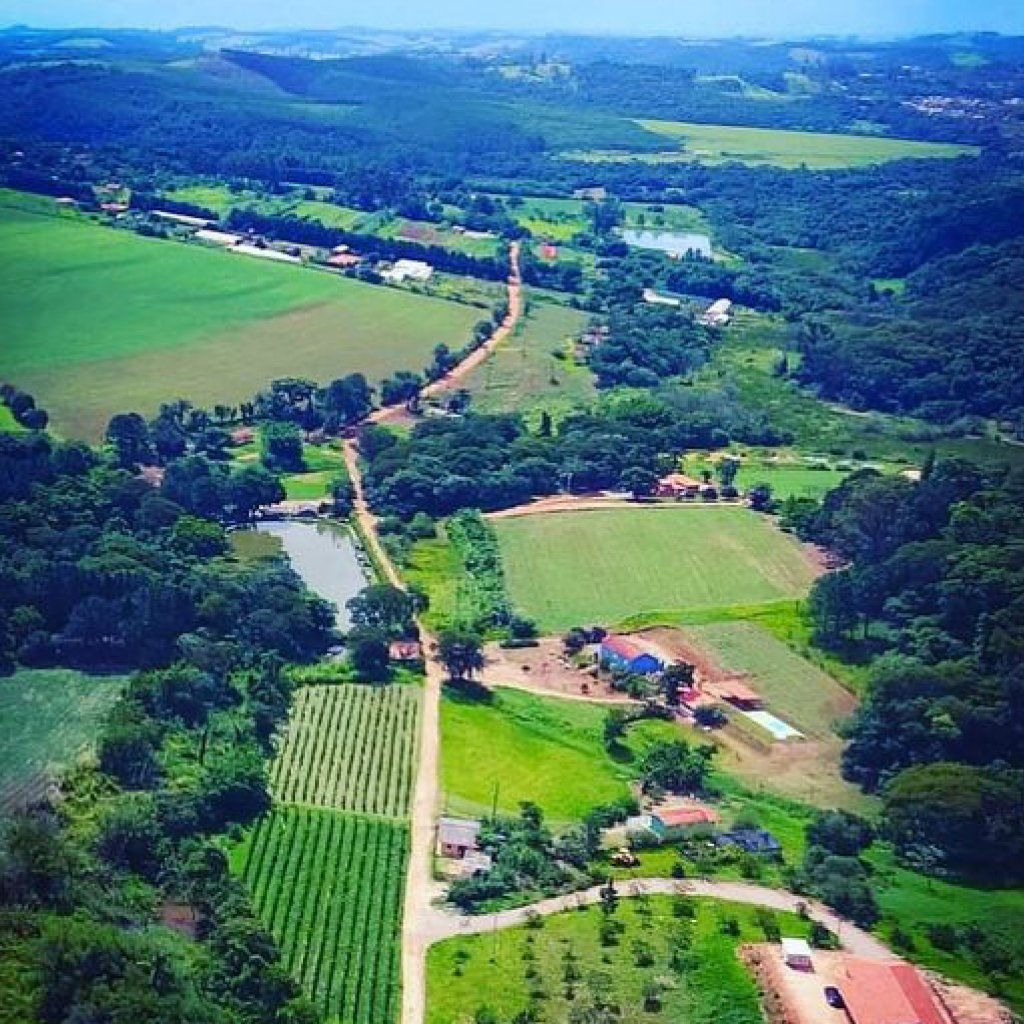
824,986 -> 844,1009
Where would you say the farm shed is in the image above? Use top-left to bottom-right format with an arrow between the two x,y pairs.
437,817 -> 481,859
196,228 -> 243,247
714,828 -> 782,856
836,960 -> 951,1024
153,210 -> 212,228
700,298 -> 734,327
231,243 -> 302,265
383,259 -> 434,284
625,814 -> 667,842
782,937 -> 813,970
719,680 -> 764,710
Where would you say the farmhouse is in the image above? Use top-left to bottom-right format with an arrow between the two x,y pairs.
700,298 -> 734,327
383,259 -> 434,284
599,635 -> 664,675
656,472 -> 702,499
389,640 -> 423,664
835,960 -> 951,1024
625,803 -> 720,843
327,252 -> 363,269
437,817 -> 481,859
719,680 -> 764,710
573,186 -> 608,201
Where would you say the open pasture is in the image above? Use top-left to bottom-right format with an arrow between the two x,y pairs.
428,896 -> 807,1024
441,687 -> 676,823
0,669 -> 125,812
493,507 -> 820,632
462,302 -> 592,420
271,683 -> 421,817
0,200 -> 478,439
564,120 -> 978,169
235,807 -> 407,1024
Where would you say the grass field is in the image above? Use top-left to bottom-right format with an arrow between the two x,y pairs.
0,405 -> 25,433
0,199 -> 478,439
233,807 -> 407,1024
428,896 -> 810,1024
441,687 -> 677,823
462,302 -> 592,421
493,507 -> 820,632
564,120 -> 979,169
683,622 -> 855,739
0,669 -> 126,812
271,684 -> 421,817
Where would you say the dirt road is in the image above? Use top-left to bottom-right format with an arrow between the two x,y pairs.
486,494 -> 746,519
417,878 -> 895,961
371,241 -> 522,427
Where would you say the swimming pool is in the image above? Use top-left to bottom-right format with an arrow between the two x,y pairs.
743,710 -> 803,740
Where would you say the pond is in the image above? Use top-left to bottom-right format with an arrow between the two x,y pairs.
255,520 -> 368,629
619,228 -> 713,259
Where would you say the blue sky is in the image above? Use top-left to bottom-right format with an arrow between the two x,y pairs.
1,0 -> 1021,36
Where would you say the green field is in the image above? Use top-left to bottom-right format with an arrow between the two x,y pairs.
271,683 -> 421,817
233,807 -> 407,1024
0,669 -> 126,813
428,896 -> 810,1024
462,302 -> 592,421
441,688 -> 677,823
563,120 -> 979,169
0,199 -> 479,439
493,507 -> 820,632
683,622 -> 855,739
0,405 -> 25,433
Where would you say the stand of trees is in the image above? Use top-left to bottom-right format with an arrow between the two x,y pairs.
799,461 -> 1024,881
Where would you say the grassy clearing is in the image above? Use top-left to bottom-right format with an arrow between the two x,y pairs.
0,669 -> 126,812
233,807 -> 407,1024
697,311 -> 1024,470
428,896 -> 810,1024
229,528 -> 283,563
0,405 -> 25,433
462,302 -> 592,422
271,683 -> 421,818
866,847 -> 1024,1013
565,120 -> 978,169
279,440 -> 348,501
494,507 -> 820,633
0,198 -> 478,439
441,687 -> 675,824
683,622 -> 854,739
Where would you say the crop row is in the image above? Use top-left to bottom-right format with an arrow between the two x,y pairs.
241,806 -> 408,1024
271,683 -> 420,818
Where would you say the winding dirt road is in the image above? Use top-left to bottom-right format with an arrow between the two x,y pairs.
414,878 -> 894,961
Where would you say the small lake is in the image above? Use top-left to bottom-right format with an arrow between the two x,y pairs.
619,229 -> 713,259
255,521 -> 368,629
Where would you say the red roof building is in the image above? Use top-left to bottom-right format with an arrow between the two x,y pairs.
837,960 -> 951,1024
656,805 -> 720,829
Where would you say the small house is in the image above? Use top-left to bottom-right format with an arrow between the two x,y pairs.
450,849 -> 493,879
655,804 -> 720,838
389,640 -> 423,664
719,680 -> 763,711
656,472 -> 702,499
437,817 -> 481,859
625,814 -> 667,843
383,259 -> 434,284
714,828 -> 782,857
782,937 -> 813,970
599,635 -> 664,675
699,298 -> 733,328
540,243 -> 559,260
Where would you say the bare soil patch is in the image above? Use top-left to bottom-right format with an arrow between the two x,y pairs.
480,638 -> 632,702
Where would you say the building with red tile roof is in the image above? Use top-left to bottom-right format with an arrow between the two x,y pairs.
837,960 -> 951,1024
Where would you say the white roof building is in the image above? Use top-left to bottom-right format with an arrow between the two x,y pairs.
700,298 -> 734,327
231,244 -> 302,265
153,210 -> 213,228
383,259 -> 434,284
782,937 -> 813,967
195,229 -> 243,247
